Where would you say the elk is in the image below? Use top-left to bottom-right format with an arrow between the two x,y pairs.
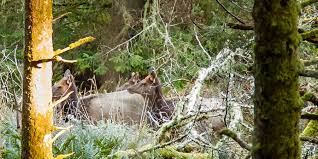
127,70 -> 175,126
127,69 -> 226,131
116,72 -> 140,91
52,70 -> 146,124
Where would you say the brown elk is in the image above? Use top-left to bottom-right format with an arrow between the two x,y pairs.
52,70 -> 146,124
127,69 -> 226,131
116,72 -> 140,91
127,70 -> 175,126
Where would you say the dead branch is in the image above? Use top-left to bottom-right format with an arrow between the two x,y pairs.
219,128 -> 251,151
300,136 -> 318,144
158,48 -> 235,143
107,134 -> 210,159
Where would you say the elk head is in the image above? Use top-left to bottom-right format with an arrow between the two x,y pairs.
127,69 -> 161,98
117,72 -> 141,91
52,69 -> 76,101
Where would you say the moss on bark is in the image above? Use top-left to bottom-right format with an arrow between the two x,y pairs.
22,0 -> 54,158
252,0 -> 302,158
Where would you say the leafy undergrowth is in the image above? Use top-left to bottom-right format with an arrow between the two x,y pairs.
0,109 -> 156,159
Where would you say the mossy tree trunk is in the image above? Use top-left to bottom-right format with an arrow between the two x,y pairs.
22,0 -> 54,158
252,0 -> 302,158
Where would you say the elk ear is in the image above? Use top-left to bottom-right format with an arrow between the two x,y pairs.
64,69 -> 71,77
66,75 -> 73,85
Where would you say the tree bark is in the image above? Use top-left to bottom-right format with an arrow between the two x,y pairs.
252,0 -> 302,158
22,0 -> 54,158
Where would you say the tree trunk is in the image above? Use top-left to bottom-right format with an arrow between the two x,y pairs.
22,0 -> 54,158
252,0 -> 302,158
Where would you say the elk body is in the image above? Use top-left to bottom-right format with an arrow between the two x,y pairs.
127,70 -> 226,130
52,70 -> 146,124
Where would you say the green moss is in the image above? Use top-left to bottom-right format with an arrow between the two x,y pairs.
253,0 -> 302,158
301,92 -> 315,101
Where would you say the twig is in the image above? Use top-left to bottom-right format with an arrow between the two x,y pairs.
53,12 -> 71,23
103,23 -> 155,55
50,91 -> 73,109
215,0 -> 246,24
193,26 -> 212,61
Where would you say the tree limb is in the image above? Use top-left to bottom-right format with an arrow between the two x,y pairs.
107,134 -> 210,159
301,0 -> 318,8
301,113 -> 318,120
301,28 -> 318,41
227,23 -> 318,44
299,69 -> 318,79
219,128 -> 252,151
54,36 -> 95,56
227,23 -> 253,30
302,58 -> 318,66
300,136 -> 318,144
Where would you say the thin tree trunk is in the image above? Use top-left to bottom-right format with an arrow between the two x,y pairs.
22,0 -> 54,158
252,0 -> 302,158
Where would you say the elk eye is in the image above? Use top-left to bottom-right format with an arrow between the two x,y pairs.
57,86 -> 62,89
